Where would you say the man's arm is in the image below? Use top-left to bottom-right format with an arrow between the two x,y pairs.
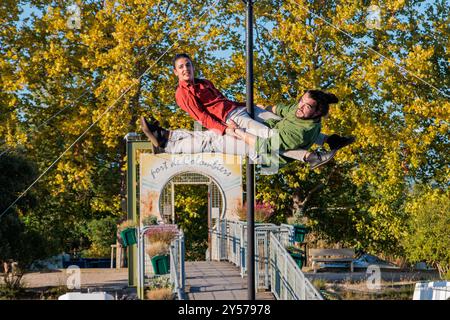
273,103 -> 295,118
257,104 -> 277,114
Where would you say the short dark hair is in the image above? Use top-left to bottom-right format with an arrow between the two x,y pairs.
302,90 -> 339,117
172,53 -> 192,68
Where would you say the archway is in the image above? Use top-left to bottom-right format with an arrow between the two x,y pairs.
159,172 -> 226,260
139,153 -> 243,223
159,172 -> 225,224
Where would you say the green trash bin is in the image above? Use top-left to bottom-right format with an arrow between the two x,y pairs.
293,224 -> 308,243
120,228 -> 137,247
151,255 -> 170,275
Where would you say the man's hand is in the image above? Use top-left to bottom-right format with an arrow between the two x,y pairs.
227,119 -> 239,129
225,127 -> 240,139
233,128 -> 246,140
258,104 -> 276,113
225,127 -> 235,135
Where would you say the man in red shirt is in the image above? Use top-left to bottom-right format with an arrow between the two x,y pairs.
173,53 -> 275,139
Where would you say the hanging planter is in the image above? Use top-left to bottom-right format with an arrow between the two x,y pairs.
118,220 -> 138,247
151,255 -> 170,275
293,224 -> 308,243
120,227 -> 137,247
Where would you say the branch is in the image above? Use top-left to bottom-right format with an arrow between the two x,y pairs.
297,166 -> 337,214
308,206 -> 356,211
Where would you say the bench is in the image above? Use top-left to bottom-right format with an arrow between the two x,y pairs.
309,248 -> 355,273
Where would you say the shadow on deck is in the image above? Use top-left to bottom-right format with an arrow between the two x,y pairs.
185,261 -> 275,300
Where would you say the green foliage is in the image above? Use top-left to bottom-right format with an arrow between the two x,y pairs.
0,281 -> 25,300
0,153 -> 49,269
174,185 -> 209,261
83,216 -> 118,258
142,215 -> 158,226
146,275 -> 173,291
402,187 -> 450,279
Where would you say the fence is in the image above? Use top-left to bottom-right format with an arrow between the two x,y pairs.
210,219 -> 323,300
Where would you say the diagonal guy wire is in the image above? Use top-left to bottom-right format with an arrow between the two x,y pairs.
0,0 -> 221,220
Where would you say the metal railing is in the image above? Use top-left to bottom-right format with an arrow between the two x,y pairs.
269,233 -> 322,300
170,230 -> 186,300
210,219 -> 323,300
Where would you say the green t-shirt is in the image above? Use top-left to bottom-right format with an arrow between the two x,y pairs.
255,102 -> 321,168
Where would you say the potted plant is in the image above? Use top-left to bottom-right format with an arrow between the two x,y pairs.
146,241 -> 170,275
286,216 -> 309,243
286,245 -> 306,269
146,230 -> 177,275
145,275 -> 174,300
118,220 -> 138,247
142,215 -> 158,226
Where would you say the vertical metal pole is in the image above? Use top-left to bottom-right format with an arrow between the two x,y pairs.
171,182 -> 175,223
126,141 -> 137,286
244,0 -> 255,300
180,231 -> 185,293
208,183 -> 212,261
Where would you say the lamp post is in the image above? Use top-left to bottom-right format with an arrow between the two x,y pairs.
243,0 -> 255,300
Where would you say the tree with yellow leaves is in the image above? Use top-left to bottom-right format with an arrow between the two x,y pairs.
0,0 -> 448,262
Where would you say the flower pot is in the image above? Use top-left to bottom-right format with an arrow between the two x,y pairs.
151,255 -> 170,275
120,228 -> 137,247
289,251 -> 306,269
293,224 -> 308,243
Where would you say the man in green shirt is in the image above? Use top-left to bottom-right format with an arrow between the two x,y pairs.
141,90 -> 354,170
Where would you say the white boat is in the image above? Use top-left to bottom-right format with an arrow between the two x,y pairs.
413,281 -> 450,300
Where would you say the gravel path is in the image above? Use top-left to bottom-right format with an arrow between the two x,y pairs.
19,268 -> 129,290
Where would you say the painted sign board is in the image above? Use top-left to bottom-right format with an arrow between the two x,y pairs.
139,153 -> 243,222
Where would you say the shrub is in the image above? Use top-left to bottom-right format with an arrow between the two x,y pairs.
84,216 -> 118,258
402,188 -> 450,279
146,288 -> 174,300
0,268 -> 25,300
235,202 -> 275,223
142,215 -> 158,226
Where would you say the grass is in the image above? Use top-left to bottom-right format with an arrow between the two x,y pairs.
316,279 -> 416,300
0,284 -> 70,300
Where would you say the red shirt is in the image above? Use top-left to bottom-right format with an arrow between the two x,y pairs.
175,78 -> 245,135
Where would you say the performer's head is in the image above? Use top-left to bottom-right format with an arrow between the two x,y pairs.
295,90 -> 338,120
173,53 -> 194,83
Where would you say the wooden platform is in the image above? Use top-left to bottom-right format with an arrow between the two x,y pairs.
185,261 -> 275,300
